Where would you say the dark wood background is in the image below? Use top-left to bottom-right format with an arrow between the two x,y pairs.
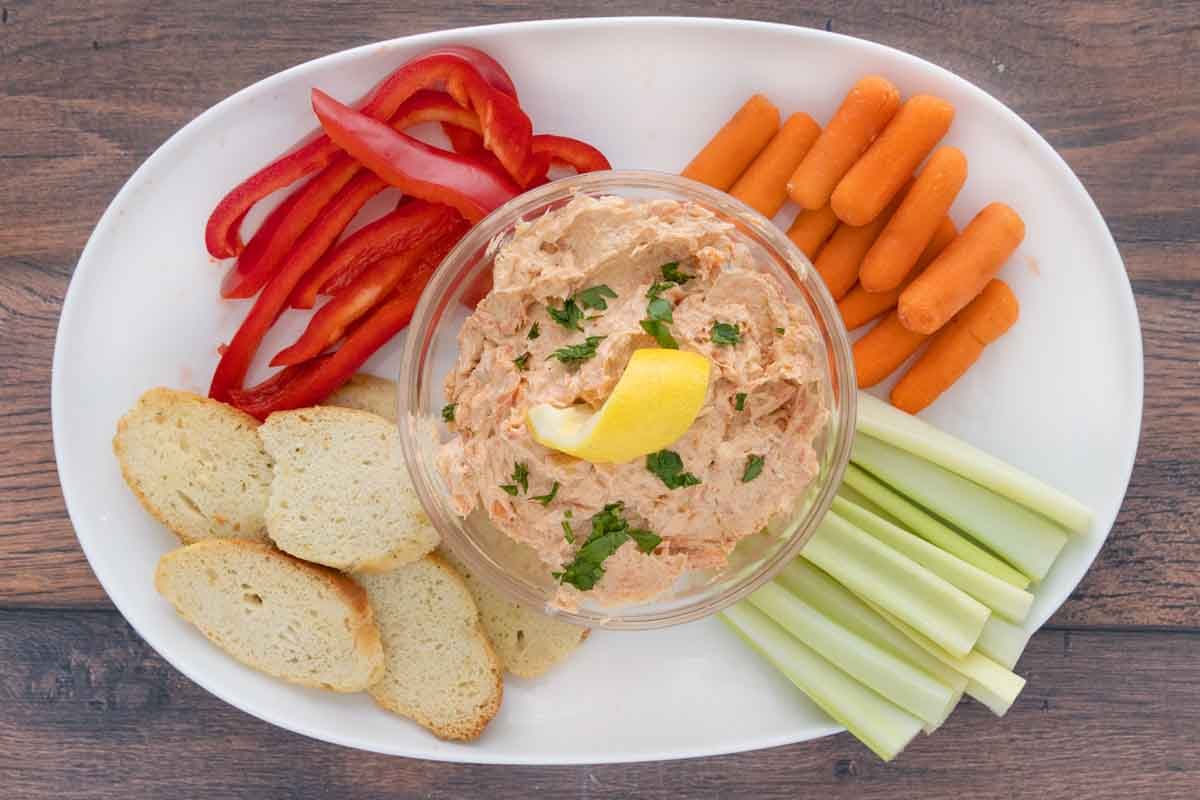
2,2 -> 1197,797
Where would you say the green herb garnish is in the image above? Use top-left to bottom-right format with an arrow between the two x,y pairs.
532,481 -> 560,506
712,321 -> 742,346
646,449 -> 702,490
576,284 -> 617,311
528,322 -> 541,340
646,281 -> 676,300
640,319 -> 679,349
441,403 -> 456,423
661,261 -> 693,284
547,297 -> 584,331
562,514 -> 575,544
775,327 -> 785,335
646,296 -> 673,323
742,454 -> 765,483
513,352 -> 531,371
499,484 -> 519,496
735,393 -> 747,411
548,336 -> 605,366
553,502 -> 661,591
499,462 -> 528,497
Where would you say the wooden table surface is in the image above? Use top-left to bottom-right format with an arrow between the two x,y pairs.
2,1 -> 1197,797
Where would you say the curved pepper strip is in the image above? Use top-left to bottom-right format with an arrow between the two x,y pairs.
222,90 -> 484,299
289,194 -> 459,309
271,221 -> 467,366
227,265 -> 439,419
204,46 -> 527,259
312,89 -> 520,224
531,134 -> 613,173
208,199 -> 457,403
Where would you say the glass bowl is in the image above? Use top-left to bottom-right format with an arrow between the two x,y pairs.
397,170 -> 855,630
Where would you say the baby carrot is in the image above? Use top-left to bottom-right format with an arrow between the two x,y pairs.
899,202 -> 1026,334
859,146 -> 968,291
682,94 -> 781,191
853,311 -> 929,388
731,112 -> 822,218
787,76 -> 901,210
839,216 -> 957,330
814,181 -> 911,301
787,203 -> 840,259
831,95 -> 956,226
891,279 -> 1019,412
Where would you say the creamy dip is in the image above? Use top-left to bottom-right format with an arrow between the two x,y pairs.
438,195 -> 827,607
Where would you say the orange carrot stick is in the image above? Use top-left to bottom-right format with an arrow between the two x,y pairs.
853,311 -> 929,388
814,181 -> 911,301
891,279 -> 1019,412
787,76 -> 901,210
859,146 -> 968,291
682,94 -> 780,191
787,203 -> 840,260
831,95 -> 956,226
730,112 -> 821,218
839,216 -> 957,330
898,202 -> 1025,334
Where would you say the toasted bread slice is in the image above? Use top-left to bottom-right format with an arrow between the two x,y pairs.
258,407 -> 438,572
154,539 -> 383,691
322,373 -> 399,423
114,388 -> 272,543
358,555 -> 503,740
440,548 -> 588,678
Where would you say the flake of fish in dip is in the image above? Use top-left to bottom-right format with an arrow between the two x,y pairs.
437,194 -> 828,608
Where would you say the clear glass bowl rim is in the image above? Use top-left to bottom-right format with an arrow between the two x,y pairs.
397,169 -> 856,630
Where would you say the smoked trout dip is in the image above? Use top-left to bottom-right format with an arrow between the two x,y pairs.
438,194 -> 828,608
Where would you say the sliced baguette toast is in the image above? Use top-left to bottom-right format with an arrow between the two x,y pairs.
322,373 -> 399,423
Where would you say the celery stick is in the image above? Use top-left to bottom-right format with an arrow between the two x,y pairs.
856,393 -> 1092,533
802,511 -> 990,658
852,435 -> 1069,581
867,601 -> 1026,717
843,464 -> 1031,589
976,616 -> 1033,670
748,583 -> 956,727
832,496 -> 1034,624
836,484 -> 896,522
719,604 -> 922,761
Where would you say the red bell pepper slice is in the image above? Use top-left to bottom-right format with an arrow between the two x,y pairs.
289,195 -> 459,309
312,89 -> 520,224
204,47 -> 527,259
226,267 -> 437,419
209,199 -> 456,403
531,134 -> 613,173
271,221 -> 466,366
221,90 -> 484,299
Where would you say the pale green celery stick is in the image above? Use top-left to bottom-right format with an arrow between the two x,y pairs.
719,604 -> 922,761
802,511 -> 990,658
856,393 -> 1092,533
748,583 -> 955,727
867,600 -> 1026,717
852,435 -> 1069,581
836,484 -> 896,522
843,464 -> 1031,589
976,615 -> 1033,671
832,496 -> 1034,624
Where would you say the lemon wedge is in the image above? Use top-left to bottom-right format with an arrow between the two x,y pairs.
527,348 -> 711,464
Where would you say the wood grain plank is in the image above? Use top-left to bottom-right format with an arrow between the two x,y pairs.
0,2 -> 1197,623
0,610 -> 1196,799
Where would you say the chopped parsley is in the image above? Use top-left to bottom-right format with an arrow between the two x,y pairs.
562,513 -> 575,543
553,502 -> 662,591
661,261 -> 693,284
735,392 -> 747,411
640,319 -> 679,349
646,449 -> 702,490
513,351 -> 531,371
576,284 -> 617,311
548,335 -> 605,366
646,281 -> 675,300
646,296 -> 673,323
775,327 -> 786,335
742,454 -> 765,483
711,321 -> 742,346
441,403 -> 456,423
532,481 -> 560,506
547,297 -> 584,331
528,322 -> 540,340
500,462 -> 529,495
